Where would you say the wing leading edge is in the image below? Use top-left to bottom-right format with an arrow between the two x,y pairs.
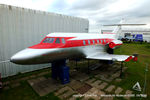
86,53 -> 133,62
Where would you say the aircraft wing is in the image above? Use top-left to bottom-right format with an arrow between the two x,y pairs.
86,53 -> 133,62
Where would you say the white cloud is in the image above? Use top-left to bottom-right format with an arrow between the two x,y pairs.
107,0 -> 138,13
66,0 -> 76,5
0,0 -> 150,32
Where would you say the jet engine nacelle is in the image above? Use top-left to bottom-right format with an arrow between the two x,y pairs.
109,40 -> 122,49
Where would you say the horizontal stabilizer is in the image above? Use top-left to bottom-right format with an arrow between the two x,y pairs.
103,24 -> 146,26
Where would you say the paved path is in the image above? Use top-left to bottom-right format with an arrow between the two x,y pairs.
28,77 -> 62,96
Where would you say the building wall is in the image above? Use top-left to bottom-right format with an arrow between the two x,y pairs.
0,4 -> 89,78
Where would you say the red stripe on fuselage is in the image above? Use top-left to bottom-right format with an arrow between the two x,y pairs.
29,36 -> 114,49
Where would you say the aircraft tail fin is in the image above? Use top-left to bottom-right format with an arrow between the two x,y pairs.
103,19 -> 125,39
103,19 -> 146,39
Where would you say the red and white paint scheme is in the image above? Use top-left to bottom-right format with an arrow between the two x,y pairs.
10,31 -> 134,65
11,19 -> 140,65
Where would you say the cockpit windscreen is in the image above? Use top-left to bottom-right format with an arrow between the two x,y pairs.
43,38 -> 55,43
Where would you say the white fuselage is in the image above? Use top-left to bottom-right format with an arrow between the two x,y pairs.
10,33 -> 118,65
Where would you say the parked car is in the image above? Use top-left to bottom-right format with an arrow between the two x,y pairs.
133,34 -> 143,42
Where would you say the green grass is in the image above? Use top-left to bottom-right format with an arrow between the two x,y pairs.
2,67 -> 51,83
0,81 -> 60,100
114,42 -> 150,100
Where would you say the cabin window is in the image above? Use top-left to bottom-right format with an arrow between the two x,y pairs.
43,38 -> 54,43
61,38 -> 65,44
97,40 -> 99,43
101,40 -> 103,43
88,40 -> 91,44
83,40 -> 86,45
93,40 -> 95,44
55,38 -> 61,43
104,39 -> 106,43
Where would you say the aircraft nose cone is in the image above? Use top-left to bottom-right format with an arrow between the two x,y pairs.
10,55 -> 19,63
10,54 -> 26,64
10,48 -> 40,64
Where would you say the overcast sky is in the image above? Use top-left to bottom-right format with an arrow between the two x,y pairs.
0,0 -> 150,32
